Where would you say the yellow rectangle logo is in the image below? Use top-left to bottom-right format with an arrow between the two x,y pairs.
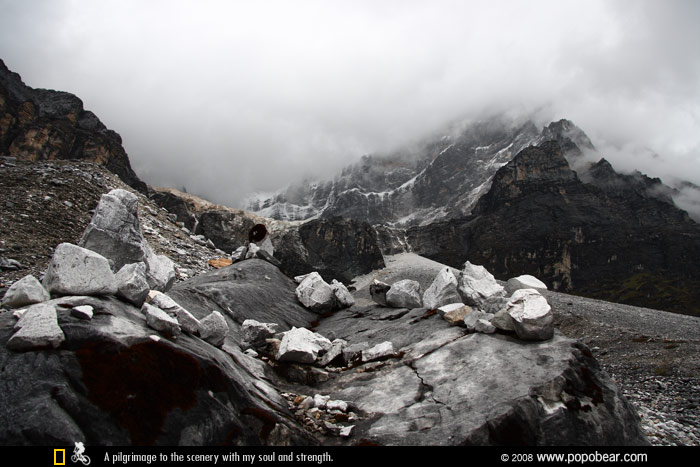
54,449 -> 66,465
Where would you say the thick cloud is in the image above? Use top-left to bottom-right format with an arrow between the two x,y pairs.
1,0 -> 699,208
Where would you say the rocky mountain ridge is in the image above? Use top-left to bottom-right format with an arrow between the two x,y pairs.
0,59 -> 146,192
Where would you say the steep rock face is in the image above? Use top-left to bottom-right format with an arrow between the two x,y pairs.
409,141 -> 700,316
275,217 -> 385,284
248,117 -> 543,226
0,59 -> 146,192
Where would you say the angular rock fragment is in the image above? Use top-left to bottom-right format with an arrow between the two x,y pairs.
141,302 -> 181,338
295,272 -> 337,312
330,280 -> 355,308
43,243 -> 117,296
361,341 -> 395,362
115,262 -> 150,306
318,339 -> 347,366
463,309 -> 495,333
7,303 -> 65,351
457,261 -> 505,308
386,279 -> 422,309
507,288 -> 554,341
423,267 -> 461,310
1,274 -> 50,308
276,327 -> 332,364
242,319 -> 280,349
199,310 -> 229,347
71,305 -> 94,320
506,275 -> 548,295
369,280 -> 391,306
443,305 -> 472,326
149,291 -> 201,335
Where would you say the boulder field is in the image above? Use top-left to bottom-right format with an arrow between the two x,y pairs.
0,191 -> 648,446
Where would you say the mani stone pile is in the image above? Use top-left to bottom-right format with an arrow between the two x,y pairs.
2,189 -> 230,350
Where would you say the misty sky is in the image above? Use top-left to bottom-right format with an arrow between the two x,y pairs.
1,0 -> 699,208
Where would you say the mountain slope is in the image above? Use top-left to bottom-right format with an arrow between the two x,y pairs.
247,117 -> 545,225
408,140 -> 700,316
0,59 -> 146,192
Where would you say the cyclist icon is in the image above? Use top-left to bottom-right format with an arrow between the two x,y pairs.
71,441 -> 91,465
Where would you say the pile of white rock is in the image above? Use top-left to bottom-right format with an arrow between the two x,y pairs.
241,319 -> 396,368
369,261 -> 553,342
293,272 -> 355,313
2,188 -> 230,351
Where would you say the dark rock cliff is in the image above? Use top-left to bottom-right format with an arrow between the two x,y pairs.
0,59 -> 146,192
408,141 -> 700,316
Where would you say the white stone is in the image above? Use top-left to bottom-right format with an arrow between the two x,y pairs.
339,425 -> 355,438
199,310 -> 229,347
115,262 -> 150,306
244,349 -> 259,358
295,272 -> 336,312
423,268 -> 461,310
313,394 -> 330,409
7,303 -> 65,350
246,243 -> 260,259
298,396 -> 315,410
474,318 -> 496,334
293,273 -> 311,284
506,275 -> 548,295
71,305 -> 94,320
149,292 -> 201,335
276,327 -> 332,364
231,246 -> 247,261
507,288 -> 554,341
330,280 -> 355,308
386,279 -> 423,309
362,341 -> 395,362
1,274 -> 50,308
457,261 -> 505,308
144,249 -> 176,292
437,302 -> 466,315
326,400 -> 348,412
43,243 -> 117,296
12,308 -> 27,320
141,302 -> 181,337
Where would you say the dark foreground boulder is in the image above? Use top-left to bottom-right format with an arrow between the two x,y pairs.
0,260 -> 318,446
0,256 -> 647,446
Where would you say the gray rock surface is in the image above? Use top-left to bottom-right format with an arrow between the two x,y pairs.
115,262 -> 150,306
6,303 -> 65,350
361,341 -> 395,362
386,279 -> 422,309
2,274 -> 50,308
42,243 -> 117,296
